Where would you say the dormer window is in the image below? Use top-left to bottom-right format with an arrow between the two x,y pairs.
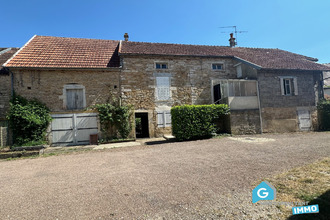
212,63 -> 223,70
156,63 -> 168,69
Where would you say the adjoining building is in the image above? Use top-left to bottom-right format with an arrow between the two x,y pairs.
2,34 -> 329,145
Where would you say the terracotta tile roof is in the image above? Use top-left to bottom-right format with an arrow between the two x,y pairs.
0,48 -> 20,74
0,48 -> 19,66
5,36 -> 329,71
5,36 -> 120,68
120,41 -> 329,71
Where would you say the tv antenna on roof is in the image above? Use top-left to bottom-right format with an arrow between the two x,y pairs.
219,26 -> 248,46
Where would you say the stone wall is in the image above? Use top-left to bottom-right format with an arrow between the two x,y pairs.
121,55 -> 237,137
258,70 -> 322,132
11,68 -> 121,112
230,110 -> 261,134
0,127 -> 8,147
0,74 -> 11,119
258,70 -> 321,108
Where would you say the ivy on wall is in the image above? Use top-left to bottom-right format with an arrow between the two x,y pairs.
7,94 -> 52,146
90,100 -> 133,140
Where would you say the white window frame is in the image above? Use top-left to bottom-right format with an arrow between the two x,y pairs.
280,77 -> 298,96
63,84 -> 86,110
157,111 -> 171,127
212,63 -> 224,71
155,76 -> 171,101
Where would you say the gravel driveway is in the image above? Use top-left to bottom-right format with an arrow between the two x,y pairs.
0,132 -> 329,219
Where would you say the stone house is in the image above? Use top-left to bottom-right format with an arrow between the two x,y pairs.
0,48 -> 19,146
0,48 -> 20,121
2,35 -> 329,145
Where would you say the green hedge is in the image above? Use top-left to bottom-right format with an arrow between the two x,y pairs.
318,100 -> 330,130
171,104 -> 230,141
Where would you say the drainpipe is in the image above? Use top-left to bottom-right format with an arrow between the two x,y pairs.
320,71 -> 325,100
256,81 -> 263,134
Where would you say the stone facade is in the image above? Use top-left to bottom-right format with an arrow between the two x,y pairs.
230,110 -> 261,134
11,68 -> 120,112
258,69 -> 322,132
120,55 -> 237,137
0,74 -> 11,120
3,56 -> 324,140
0,127 -> 8,147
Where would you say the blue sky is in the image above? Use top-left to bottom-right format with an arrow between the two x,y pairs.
2,0 -> 330,63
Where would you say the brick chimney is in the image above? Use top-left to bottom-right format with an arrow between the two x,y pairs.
124,33 -> 129,41
229,33 -> 236,47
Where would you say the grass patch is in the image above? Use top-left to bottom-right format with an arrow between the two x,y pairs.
264,157 -> 330,219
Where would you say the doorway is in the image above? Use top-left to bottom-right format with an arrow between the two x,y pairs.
213,84 -> 221,104
135,113 -> 149,138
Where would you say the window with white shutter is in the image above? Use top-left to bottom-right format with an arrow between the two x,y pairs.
280,77 -> 298,96
156,77 -> 170,100
157,111 -> 171,127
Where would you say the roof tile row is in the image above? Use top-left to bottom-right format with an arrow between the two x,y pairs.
3,35 -> 329,71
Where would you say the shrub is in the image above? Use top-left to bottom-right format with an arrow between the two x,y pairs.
7,95 -> 52,146
317,99 -> 330,130
171,104 -> 230,141
90,102 -> 133,140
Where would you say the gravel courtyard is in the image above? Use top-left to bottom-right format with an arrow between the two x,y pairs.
0,132 -> 329,219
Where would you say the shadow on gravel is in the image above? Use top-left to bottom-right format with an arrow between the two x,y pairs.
144,140 -> 172,145
287,190 -> 330,220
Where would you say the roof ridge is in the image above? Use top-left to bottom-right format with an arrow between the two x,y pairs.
123,41 -> 290,51
123,40 -> 232,48
35,35 -> 120,42
0,48 -> 13,56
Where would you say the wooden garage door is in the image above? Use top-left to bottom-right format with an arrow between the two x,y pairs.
51,113 -> 98,146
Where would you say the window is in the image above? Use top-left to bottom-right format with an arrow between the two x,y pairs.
64,84 -> 86,110
157,111 -> 171,127
155,63 -> 168,69
156,77 -> 170,100
212,63 -> 223,70
280,77 -> 298,96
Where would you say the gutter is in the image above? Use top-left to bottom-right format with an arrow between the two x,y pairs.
5,66 -> 122,71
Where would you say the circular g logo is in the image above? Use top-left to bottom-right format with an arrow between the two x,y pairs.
257,188 -> 269,198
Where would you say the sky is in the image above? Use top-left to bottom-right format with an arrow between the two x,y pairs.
1,0 -> 330,63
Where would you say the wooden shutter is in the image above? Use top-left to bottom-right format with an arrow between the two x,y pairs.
66,89 -> 83,110
157,111 -> 172,127
157,112 -> 164,127
293,77 -> 298,95
156,77 -> 170,100
280,78 -> 285,95
165,112 -> 171,126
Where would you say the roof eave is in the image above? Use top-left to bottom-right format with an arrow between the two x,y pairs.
233,56 -> 262,69
5,66 -> 122,71
258,68 -> 327,72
